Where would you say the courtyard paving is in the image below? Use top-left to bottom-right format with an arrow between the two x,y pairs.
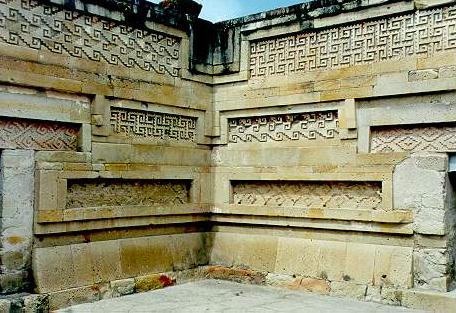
58,280 -> 429,313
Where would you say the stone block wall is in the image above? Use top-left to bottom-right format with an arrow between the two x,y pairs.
0,150 -> 34,293
0,0 -> 456,310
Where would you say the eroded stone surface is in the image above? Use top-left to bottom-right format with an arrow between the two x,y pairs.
56,280 -> 428,313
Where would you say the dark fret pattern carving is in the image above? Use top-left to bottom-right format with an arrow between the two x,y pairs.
250,6 -> 456,77
0,0 -> 181,76
110,107 -> 197,142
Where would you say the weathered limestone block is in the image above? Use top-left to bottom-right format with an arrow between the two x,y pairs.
110,278 -> 135,298
402,289 -> 456,313
266,273 -> 330,295
413,248 -> 453,291
0,149 -> 34,294
393,153 -> 448,235
394,153 -> 455,291
408,69 -> 439,81
439,65 -> 456,79
22,294 -> 49,313
210,232 -> 278,273
365,285 -> 401,305
47,285 -> 100,311
329,281 -> 367,301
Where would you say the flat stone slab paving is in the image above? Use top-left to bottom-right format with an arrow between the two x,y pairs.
58,280 -> 429,313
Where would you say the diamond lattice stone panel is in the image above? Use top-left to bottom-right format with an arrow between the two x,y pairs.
370,124 -> 456,153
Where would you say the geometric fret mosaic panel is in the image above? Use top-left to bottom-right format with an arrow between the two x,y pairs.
232,181 -> 383,210
0,117 -> 79,150
0,0 -> 181,77
110,107 -> 197,143
66,179 -> 190,209
228,111 -> 338,144
250,5 -> 456,78
370,124 -> 456,153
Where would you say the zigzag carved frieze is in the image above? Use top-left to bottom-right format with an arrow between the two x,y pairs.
250,5 -> 456,77
66,179 -> 190,209
232,181 -> 383,210
0,0 -> 181,76
228,111 -> 339,144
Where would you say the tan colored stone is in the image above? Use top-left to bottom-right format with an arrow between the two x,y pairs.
318,240 -> 347,281
344,243 -> 376,284
373,246 -> 413,288
205,266 -> 266,285
110,278 -> 135,298
48,285 -> 100,311
210,232 -> 278,272
409,69 -> 439,81
120,236 -> 174,277
275,237 -> 320,278
330,281 -> 367,300
402,288 -> 456,313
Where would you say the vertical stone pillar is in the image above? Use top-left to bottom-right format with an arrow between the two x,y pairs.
394,152 -> 455,291
0,150 -> 35,294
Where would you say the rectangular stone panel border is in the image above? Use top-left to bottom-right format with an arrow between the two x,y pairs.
215,102 -> 344,146
34,167 -> 205,234
93,98 -> 210,146
356,93 -> 456,153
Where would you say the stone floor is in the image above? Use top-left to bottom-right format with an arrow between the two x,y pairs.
58,280 -> 429,313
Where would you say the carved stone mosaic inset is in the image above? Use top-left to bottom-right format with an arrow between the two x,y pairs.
0,0 -> 180,77
66,179 -> 190,209
250,5 -> 456,77
232,181 -> 382,210
110,107 -> 197,143
228,111 -> 338,144
0,117 -> 79,150
371,124 -> 456,153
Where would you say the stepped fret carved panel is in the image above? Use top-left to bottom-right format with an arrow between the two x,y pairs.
232,181 -> 382,210
110,107 -> 197,143
66,179 -> 190,209
228,111 -> 338,144
250,5 -> 456,77
0,117 -> 78,150
0,0 -> 180,77
371,124 -> 456,153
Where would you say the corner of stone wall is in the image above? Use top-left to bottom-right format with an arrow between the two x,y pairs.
393,152 -> 455,292
446,168 -> 456,291
0,149 -> 35,294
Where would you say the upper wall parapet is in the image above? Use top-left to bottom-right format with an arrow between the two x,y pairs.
187,0 -> 456,79
1,0 -> 454,84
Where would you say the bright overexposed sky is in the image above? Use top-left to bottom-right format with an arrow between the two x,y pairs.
150,1 -> 307,22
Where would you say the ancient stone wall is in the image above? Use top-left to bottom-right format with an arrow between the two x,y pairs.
0,0 -> 456,311
0,0 -> 212,307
